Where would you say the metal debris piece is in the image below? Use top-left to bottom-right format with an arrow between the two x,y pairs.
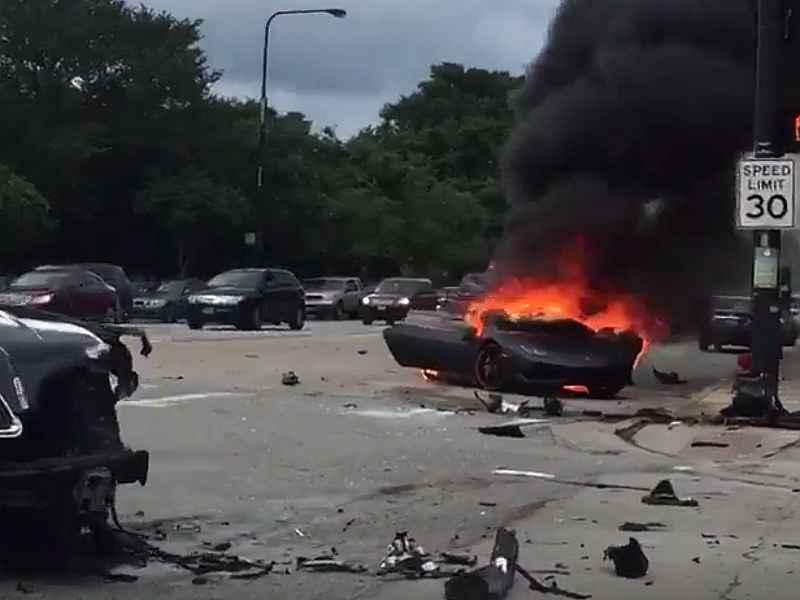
642,479 -> 698,507
282,371 -> 300,386
294,528 -> 306,537
692,557 -> 701,563
440,552 -> 478,567
653,367 -> 687,385
296,555 -> 368,573
474,391 -> 504,414
479,501 -> 497,508
444,528 -> 518,600
543,396 -> 564,417
619,522 -> 666,532
378,531 -> 439,577
357,350 -> 368,355
343,402 -> 358,409
478,418 -> 549,438
691,441 -> 730,448
104,572 -> 139,583
781,544 -> 800,550
516,565 -> 592,599
603,537 -> 649,578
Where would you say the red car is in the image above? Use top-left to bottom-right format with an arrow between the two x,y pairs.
0,267 -> 120,321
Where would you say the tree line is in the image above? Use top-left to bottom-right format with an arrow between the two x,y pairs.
0,0 -> 522,282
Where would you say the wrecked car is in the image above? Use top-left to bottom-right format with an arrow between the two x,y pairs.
0,306 -> 149,557
383,311 -> 643,398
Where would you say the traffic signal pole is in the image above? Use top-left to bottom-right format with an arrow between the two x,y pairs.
750,0 -> 785,412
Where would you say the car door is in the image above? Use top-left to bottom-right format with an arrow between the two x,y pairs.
343,280 -> 360,313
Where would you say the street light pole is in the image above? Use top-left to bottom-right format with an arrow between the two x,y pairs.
256,8 -> 347,189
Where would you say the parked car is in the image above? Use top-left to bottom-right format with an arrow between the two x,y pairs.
0,268 -> 120,322
699,294 -> 797,351
185,268 -> 305,331
436,286 -> 461,310
360,277 -> 439,325
440,271 -> 498,317
303,277 -> 364,320
131,278 -> 206,323
36,263 -> 133,321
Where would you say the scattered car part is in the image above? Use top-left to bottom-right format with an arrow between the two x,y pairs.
653,367 -> 687,385
296,555 -> 367,573
603,537 -> 649,578
478,418 -> 550,439
440,552 -> 478,567
515,564 -> 592,599
444,528 -> 518,600
641,479 -> 698,507
282,371 -> 300,386
378,531 -> 439,577
619,522 -> 666,532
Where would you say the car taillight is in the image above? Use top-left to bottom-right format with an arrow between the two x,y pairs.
29,293 -> 54,305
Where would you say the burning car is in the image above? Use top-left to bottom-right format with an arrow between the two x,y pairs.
0,306 -> 149,558
383,311 -> 643,398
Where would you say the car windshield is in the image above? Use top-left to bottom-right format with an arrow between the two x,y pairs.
493,315 -> 595,337
156,281 -> 184,294
304,279 -> 346,291
11,271 -> 73,288
207,271 -> 263,289
376,280 -> 424,295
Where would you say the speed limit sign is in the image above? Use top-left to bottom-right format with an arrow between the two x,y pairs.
737,157 -> 796,229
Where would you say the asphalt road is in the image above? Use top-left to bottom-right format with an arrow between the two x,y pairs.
0,314 -> 766,599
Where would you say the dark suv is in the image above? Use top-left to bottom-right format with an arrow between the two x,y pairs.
185,268 -> 306,331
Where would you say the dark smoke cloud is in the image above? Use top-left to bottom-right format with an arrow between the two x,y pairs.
498,0 -> 800,325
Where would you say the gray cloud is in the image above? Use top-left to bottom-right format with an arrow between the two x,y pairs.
139,0 -> 558,136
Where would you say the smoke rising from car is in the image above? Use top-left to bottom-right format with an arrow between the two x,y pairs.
497,0 -> 800,327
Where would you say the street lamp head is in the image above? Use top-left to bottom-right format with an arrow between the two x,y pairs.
326,8 -> 347,18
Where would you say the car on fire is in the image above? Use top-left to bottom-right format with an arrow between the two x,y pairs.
699,295 -> 797,351
383,311 -> 643,399
0,267 -> 121,322
131,278 -> 206,323
0,305 -> 149,557
303,277 -> 364,320
360,277 -> 439,325
185,268 -> 306,331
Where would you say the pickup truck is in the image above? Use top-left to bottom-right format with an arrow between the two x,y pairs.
303,277 -> 365,320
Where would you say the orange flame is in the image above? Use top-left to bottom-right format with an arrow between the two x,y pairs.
465,247 -> 668,364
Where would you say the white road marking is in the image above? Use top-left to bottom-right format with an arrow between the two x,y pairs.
350,408 -> 452,419
492,469 -> 556,480
121,392 -> 251,407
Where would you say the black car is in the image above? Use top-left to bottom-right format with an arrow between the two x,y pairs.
185,268 -> 306,331
131,278 -> 206,323
383,312 -> 643,399
0,306 -> 149,554
699,295 -> 797,351
360,278 -> 439,325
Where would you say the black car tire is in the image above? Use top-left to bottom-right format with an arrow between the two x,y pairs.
288,306 -> 306,330
362,318 -> 374,325
161,304 -> 177,324
240,305 -> 262,331
188,319 -> 203,330
334,302 -> 345,321
588,383 -> 626,399
475,342 -> 506,391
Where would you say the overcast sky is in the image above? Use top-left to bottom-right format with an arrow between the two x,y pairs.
140,1 -> 559,137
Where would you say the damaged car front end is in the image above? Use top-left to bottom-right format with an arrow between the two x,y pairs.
0,306 -> 149,556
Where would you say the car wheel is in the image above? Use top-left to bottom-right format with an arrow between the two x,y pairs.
188,320 -> 203,330
243,305 -> 262,331
474,342 -> 506,391
588,383 -> 626,399
362,318 -> 374,325
334,302 -> 345,321
288,306 -> 305,330
161,305 -> 177,324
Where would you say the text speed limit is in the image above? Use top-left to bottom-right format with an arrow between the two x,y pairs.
737,158 -> 796,229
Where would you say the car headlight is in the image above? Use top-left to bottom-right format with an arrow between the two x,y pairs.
216,295 -> 243,305
362,296 -> 371,305
85,341 -> 111,360
149,298 -> 167,308
29,293 -> 54,305
398,297 -> 411,306
187,295 -> 200,304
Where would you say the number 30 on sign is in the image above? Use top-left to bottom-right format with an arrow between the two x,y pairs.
737,158 -> 796,229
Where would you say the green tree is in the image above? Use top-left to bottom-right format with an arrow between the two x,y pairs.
135,171 -> 251,276
0,164 -> 52,266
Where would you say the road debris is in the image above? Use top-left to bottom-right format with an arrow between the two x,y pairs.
516,564 -> 592,599
474,391 -> 504,414
16,582 -> 35,594
294,528 -> 306,537
444,528 -> 518,600
378,531 -> 440,577
692,557 -> 701,563
282,371 -> 300,386
478,418 -> 549,438
642,479 -> 698,507
440,552 -> 478,567
619,522 -> 666,532
493,469 -> 556,480
604,537 -> 649,578
544,396 -> 564,417
653,367 -> 687,385
296,555 -> 368,573
104,572 -> 139,583
781,544 -> 800,550
343,402 -> 358,409
479,501 -> 497,508
691,441 -> 730,448
192,576 -> 209,585
357,350 -> 368,355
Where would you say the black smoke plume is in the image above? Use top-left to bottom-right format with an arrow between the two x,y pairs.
498,0 -> 800,328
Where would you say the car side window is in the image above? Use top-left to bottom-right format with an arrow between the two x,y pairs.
418,282 -> 433,294
345,281 -> 358,292
81,273 -> 104,289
